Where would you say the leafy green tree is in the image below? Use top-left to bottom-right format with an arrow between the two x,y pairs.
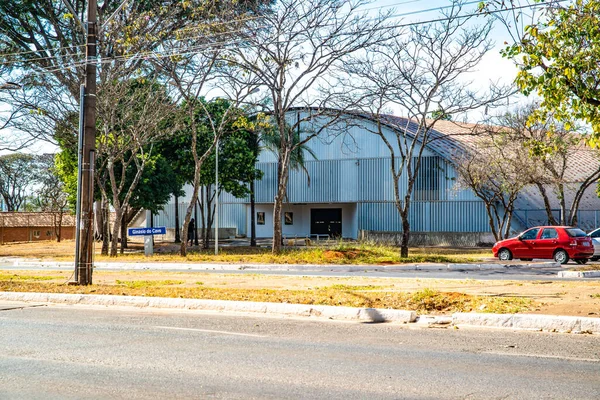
481,0 -> 600,141
174,99 -> 261,248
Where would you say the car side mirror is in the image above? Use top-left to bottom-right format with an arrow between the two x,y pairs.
518,236 -> 523,241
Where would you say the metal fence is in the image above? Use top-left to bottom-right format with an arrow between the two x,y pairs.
513,209 -> 600,231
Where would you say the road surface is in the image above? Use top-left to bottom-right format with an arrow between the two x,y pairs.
1,301 -> 599,399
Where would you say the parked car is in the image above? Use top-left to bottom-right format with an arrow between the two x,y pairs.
492,226 -> 593,265
587,227 -> 600,261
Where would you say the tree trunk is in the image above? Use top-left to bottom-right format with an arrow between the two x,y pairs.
94,200 -> 103,240
558,183 -> 566,225
250,178 -> 256,247
56,211 -> 63,242
174,193 -> 180,243
272,154 -> 290,253
536,183 -> 558,225
199,192 -> 208,249
400,211 -> 410,258
110,208 -> 122,257
120,207 -> 127,254
101,196 -> 109,255
194,201 -> 199,246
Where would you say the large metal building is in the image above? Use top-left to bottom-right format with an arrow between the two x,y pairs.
153,110 -> 600,245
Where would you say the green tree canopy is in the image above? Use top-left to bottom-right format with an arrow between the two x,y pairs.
495,0 -> 600,141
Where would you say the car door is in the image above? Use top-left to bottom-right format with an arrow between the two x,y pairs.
513,228 -> 541,258
537,227 -> 559,259
589,228 -> 600,256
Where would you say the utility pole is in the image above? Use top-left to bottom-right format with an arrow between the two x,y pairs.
74,0 -> 97,285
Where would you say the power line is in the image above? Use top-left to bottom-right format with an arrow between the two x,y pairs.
5,1 -> 559,77
0,0 -> 484,65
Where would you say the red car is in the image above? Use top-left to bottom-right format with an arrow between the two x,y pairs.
492,226 -> 593,265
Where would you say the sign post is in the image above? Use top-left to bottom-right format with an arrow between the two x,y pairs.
128,223 -> 167,257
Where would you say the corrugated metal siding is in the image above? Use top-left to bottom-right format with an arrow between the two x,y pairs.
252,157 -> 476,204
358,201 -> 488,232
219,204 -> 247,236
257,113 -> 436,163
255,162 -> 277,203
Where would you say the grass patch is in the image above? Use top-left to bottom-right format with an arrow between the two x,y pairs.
0,277 -> 532,314
0,240 -> 492,265
590,293 -> 600,299
0,273 -> 61,282
321,284 -> 387,291
115,280 -> 185,289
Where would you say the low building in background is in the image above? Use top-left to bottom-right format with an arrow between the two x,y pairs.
0,212 -> 75,244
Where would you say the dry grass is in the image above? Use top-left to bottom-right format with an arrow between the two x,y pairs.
0,239 -> 492,265
0,270 -> 531,314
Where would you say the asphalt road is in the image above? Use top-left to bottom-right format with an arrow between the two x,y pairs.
1,259 -> 595,281
1,302 -> 599,399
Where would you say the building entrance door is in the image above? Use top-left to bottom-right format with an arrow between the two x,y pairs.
311,208 -> 342,238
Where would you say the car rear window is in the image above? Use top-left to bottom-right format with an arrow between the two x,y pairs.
566,228 -> 587,237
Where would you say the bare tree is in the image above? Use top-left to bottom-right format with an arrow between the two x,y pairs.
231,0 -> 392,253
454,131 -> 535,241
342,2 -> 513,256
0,153 -> 36,211
499,104 -> 600,226
34,154 -> 69,242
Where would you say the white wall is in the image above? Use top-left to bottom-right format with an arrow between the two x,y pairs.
247,203 -> 358,239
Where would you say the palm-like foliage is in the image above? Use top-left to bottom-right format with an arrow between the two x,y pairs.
260,125 -> 317,186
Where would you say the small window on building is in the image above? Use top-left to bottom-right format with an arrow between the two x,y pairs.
257,212 -> 265,225
33,230 -> 41,238
414,156 -> 441,201
46,230 -> 52,236
285,212 -> 293,225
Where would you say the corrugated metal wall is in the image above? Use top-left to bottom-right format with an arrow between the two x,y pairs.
358,201 -> 488,232
157,154 -> 487,234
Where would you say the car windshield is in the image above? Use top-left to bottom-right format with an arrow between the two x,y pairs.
566,228 -> 587,237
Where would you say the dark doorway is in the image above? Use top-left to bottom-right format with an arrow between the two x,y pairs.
311,208 -> 342,238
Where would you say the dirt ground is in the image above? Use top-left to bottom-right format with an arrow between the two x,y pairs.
3,269 -> 598,317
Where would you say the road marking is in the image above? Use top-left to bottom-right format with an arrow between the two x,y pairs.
153,326 -> 268,338
484,351 -> 600,363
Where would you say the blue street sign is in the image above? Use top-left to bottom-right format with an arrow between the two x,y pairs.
128,227 -> 167,236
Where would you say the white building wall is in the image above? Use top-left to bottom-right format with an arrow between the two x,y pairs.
248,203 -> 358,239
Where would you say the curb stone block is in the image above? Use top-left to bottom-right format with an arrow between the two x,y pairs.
579,317 -> 600,333
512,314 -> 580,332
452,313 -> 513,328
415,265 -> 446,271
447,264 -> 480,271
479,264 -> 506,270
0,292 -> 416,323
558,270 -> 600,278
528,262 -> 560,268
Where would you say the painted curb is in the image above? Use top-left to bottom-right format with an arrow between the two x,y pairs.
452,312 -> 600,334
558,270 -> 600,278
0,292 -> 417,323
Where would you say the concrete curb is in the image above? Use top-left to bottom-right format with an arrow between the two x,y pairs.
2,291 -> 598,334
9,260 -> 561,272
0,291 -> 416,323
452,312 -> 600,334
558,270 -> 600,278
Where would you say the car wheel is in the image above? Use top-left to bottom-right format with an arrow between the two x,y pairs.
498,248 -> 513,261
520,258 -> 533,261
575,259 -> 588,265
591,257 -> 599,262
554,249 -> 569,265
